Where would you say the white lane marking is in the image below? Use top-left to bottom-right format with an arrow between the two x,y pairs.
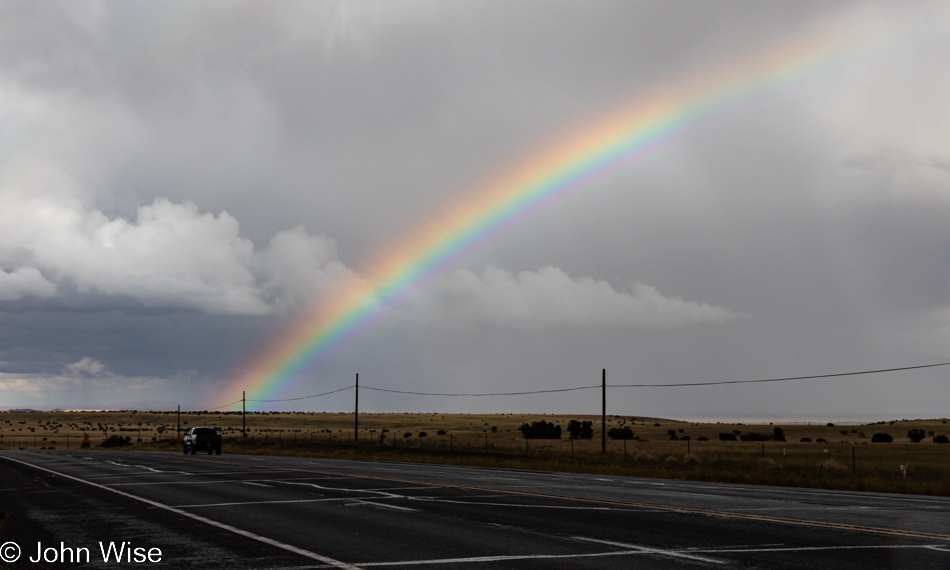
281,481 -> 406,502
925,546 -> 950,552
694,544 -> 948,554
353,550 -> 647,566
0,454 -> 360,570
176,498 -> 354,508
243,481 -> 271,487
410,497 -> 620,512
572,536 -> 725,564
346,500 -> 419,513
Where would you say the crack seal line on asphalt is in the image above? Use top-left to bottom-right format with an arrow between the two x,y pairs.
176,456 -> 950,543
0,454 -> 361,570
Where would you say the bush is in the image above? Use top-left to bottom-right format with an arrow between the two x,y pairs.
816,438 -> 826,443
907,429 -> 926,443
634,451 -> 656,462
772,427 -> 786,442
100,435 -> 132,448
718,432 -> 737,441
696,436 -> 709,441
818,459 -> 850,475
682,453 -> 701,466
871,433 -> 893,443
800,437 -> 812,442
403,432 -> 412,438
418,432 -> 427,438
757,458 -> 780,470
566,420 -> 592,440
739,432 -> 771,442
520,420 -> 562,439
933,435 -> 950,444
436,429 -> 447,435
607,426 -> 634,440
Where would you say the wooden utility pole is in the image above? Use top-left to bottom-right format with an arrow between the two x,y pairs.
176,405 -> 181,439
354,373 -> 359,442
602,369 -> 606,454
242,391 -> 247,437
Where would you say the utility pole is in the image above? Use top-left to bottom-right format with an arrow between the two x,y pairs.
354,373 -> 359,442
242,391 -> 247,438
176,405 -> 180,439
602,369 -> 606,455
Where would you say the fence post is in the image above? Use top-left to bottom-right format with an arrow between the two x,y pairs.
601,369 -> 606,455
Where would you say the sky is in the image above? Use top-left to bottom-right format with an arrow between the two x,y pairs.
1,1 -> 949,421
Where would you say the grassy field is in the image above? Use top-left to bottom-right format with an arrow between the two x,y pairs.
3,410 -> 950,496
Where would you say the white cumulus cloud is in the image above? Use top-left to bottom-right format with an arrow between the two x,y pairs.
0,171 -> 359,315
402,265 -> 746,328
0,266 -> 56,301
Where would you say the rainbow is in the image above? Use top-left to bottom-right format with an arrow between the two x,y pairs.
224,34 -> 846,407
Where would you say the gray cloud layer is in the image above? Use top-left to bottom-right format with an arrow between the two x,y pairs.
2,1 -> 950,419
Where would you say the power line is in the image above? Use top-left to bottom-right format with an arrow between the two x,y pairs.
185,398 -> 243,412
361,384 -> 600,397
359,362 -> 950,397
247,385 -> 352,403
609,362 -> 950,388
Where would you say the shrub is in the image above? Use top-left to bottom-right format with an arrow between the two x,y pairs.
800,437 -> 812,442
826,423 -> 835,427
664,456 -> 679,465
756,458 -> 780,470
871,433 -> 893,443
418,432 -> 427,438
100,435 -> 132,448
718,432 -> 737,441
403,432 -> 412,438
816,438 -> 826,443
696,436 -> 709,441
681,453 -> 701,466
633,451 -> 656,462
520,420 -> 562,439
436,429 -> 447,435
653,423 -> 661,427
566,420 -> 592,440
933,435 -> 950,444
491,426 -> 498,433
669,434 -> 679,440
739,432 -> 771,442
907,429 -> 926,443
818,459 -> 850,475
607,426 -> 634,440
772,427 -> 786,442
667,429 -> 676,437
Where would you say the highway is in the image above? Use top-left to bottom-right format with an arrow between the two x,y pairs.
2,450 -> 949,568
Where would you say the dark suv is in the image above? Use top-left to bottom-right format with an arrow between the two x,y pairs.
183,427 -> 222,455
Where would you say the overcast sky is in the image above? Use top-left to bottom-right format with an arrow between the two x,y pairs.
2,1 -> 949,420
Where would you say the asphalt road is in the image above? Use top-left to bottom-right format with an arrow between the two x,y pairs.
1,450 -> 949,569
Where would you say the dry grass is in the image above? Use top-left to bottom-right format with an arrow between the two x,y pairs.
4,411 -> 950,496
